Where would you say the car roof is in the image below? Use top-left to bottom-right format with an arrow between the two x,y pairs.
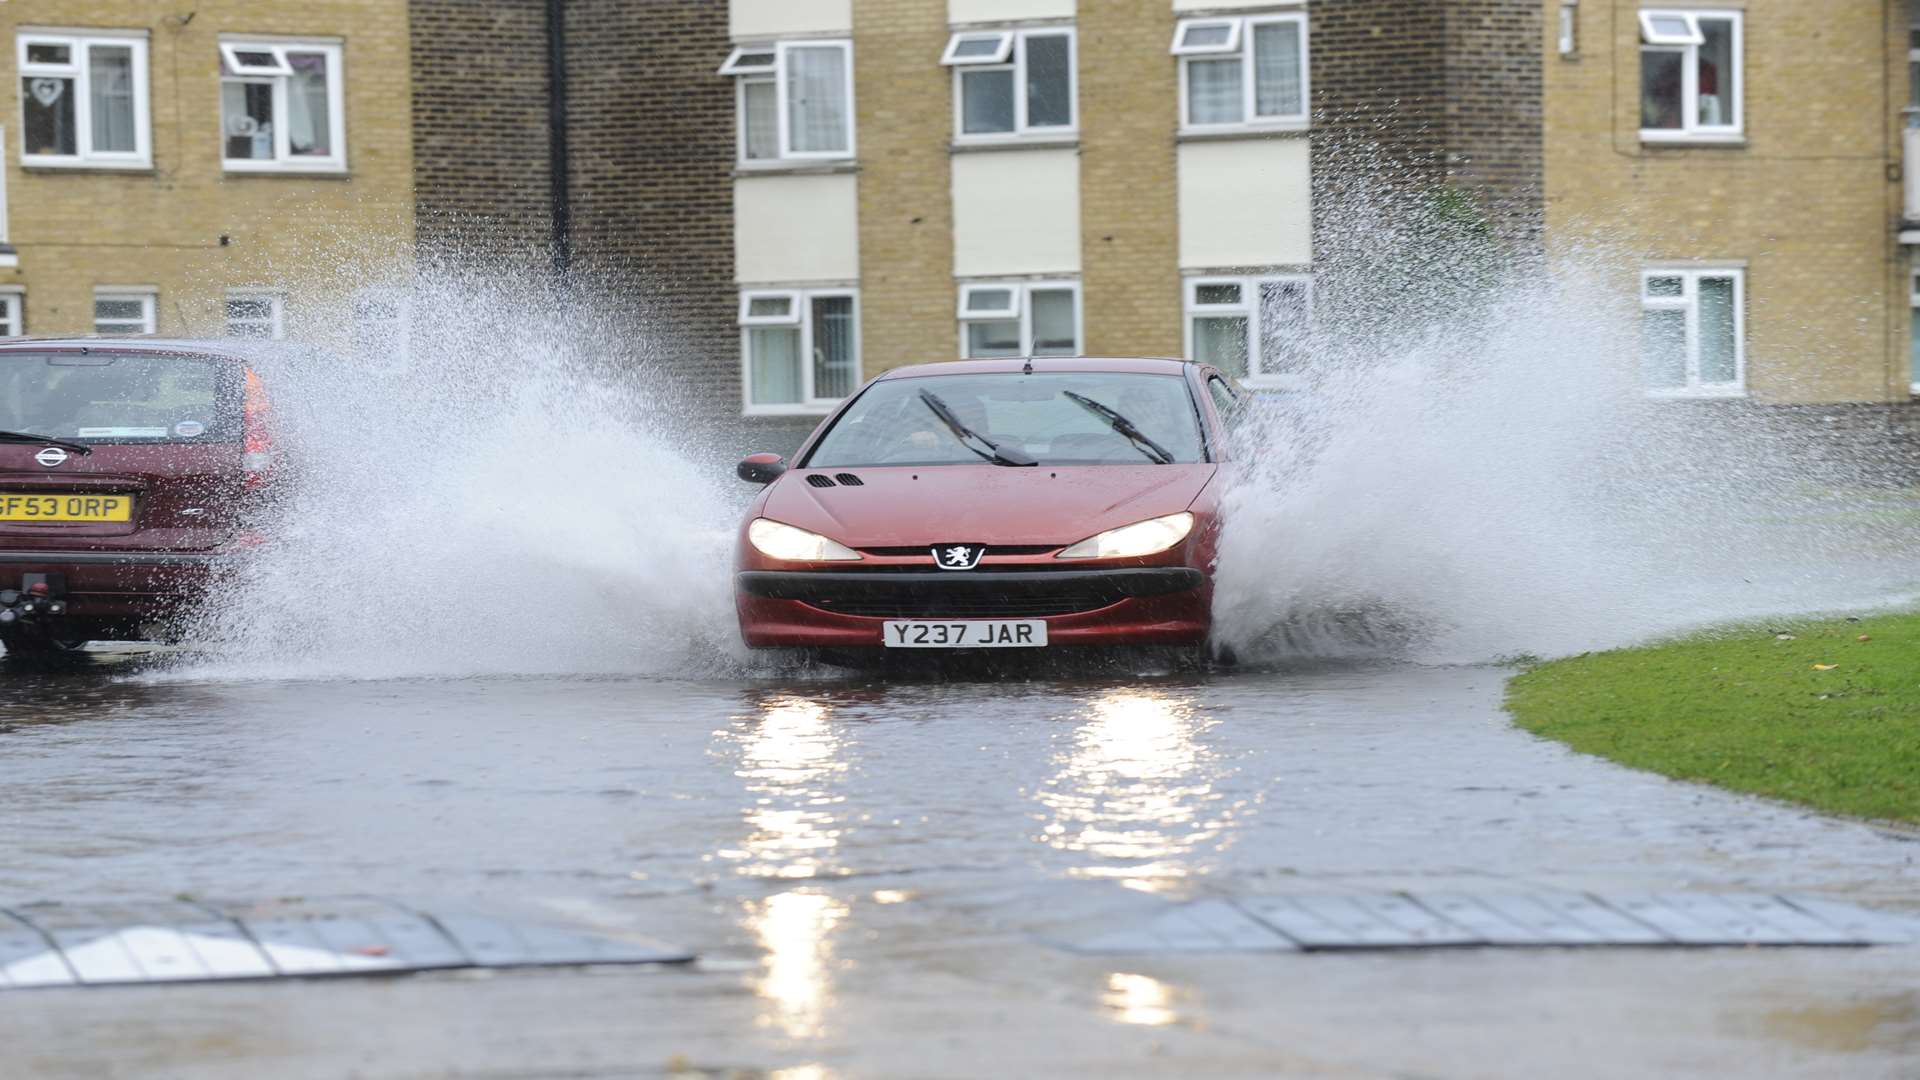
874,356 -> 1198,379
0,336 -> 279,361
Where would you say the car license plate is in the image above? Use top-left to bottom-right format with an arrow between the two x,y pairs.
0,493 -> 133,523
882,619 -> 1048,648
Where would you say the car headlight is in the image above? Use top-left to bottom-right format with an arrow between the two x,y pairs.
1056,512 -> 1194,560
748,518 -> 862,562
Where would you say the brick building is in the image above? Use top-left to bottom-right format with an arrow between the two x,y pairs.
0,0 -> 415,341
1545,0 -> 1919,407
411,0 -> 1542,451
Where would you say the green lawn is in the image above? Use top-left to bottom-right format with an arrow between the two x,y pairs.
1506,611 -> 1920,824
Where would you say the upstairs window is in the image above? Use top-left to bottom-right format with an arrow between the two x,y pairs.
722,41 -> 854,163
221,40 -> 346,170
1641,268 -> 1744,396
1185,275 -> 1312,386
1639,10 -> 1740,140
958,282 -> 1079,358
94,289 -> 156,335
942,28 -> 1075,140
1172,14 -> 1307,131
741,288 -> 859,413
17,31 -> 150,166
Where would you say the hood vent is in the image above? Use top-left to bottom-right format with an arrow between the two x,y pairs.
834,473 -> 865,486
805,474 -> 837,488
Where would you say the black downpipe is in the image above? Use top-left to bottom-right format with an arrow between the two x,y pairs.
545,0 -> 572,276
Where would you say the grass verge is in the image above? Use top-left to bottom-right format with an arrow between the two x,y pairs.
1506,610 -> 1920,824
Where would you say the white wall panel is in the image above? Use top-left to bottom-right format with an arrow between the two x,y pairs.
732,0 -> 851,39
735,174 -> 861,284
949,0 -> 1074,24
1177,138 -> 1311,269
952,149 -> 1081,277
1172,0 -> 1302,10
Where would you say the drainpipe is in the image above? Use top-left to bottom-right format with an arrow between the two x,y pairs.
545,0 -> 572,277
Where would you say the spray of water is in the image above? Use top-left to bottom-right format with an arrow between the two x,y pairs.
160,186 -> 1916,679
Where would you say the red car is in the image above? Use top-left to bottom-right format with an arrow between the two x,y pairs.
0,339 -> 273,655
733,356 -> 1241,657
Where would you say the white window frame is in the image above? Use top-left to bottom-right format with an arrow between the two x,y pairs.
225,290 -> 285,340
1640,267 -> 1745,398
941,32 -> 1013,66
1174,13 -> 1310,134
741,39 -> 854,164
219,37 -> 347,172
0,126 -> 12,267
1909,269 -> 1920,395
0,288 -> 23,338
946,27 -> 1077,142
1171,19 -> 1243,55
740,287 -> 860,416
93,287 -> 157,336
717,46 -> 776,76
955,280 -> 1082,359
1637,9 -> 1741,143
1182,274 -> 1314,388
17,29 -> 151,168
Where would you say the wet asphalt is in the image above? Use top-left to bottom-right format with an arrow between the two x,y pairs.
2,651 -> 1917,1078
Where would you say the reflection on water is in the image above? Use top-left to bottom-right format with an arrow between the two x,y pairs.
720,697 -> 847,880
1102,972 -> 1180,1027
749,888 -> 850,1040
722,695 -> 854,1042
1034,688 -> 1241,891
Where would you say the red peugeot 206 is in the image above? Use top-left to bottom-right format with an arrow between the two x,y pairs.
733,356 -> 1243,658
0,339 -> 274,655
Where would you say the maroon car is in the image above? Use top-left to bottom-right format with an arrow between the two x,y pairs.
0,339 -> 273,655
733,357 -> 1240,657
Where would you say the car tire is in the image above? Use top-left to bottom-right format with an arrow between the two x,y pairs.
0,630 -> 89,656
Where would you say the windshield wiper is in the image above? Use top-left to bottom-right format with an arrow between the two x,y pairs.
1062,392 -> 1175,465
917,390 -> 1036,467
0,430 -> 91,456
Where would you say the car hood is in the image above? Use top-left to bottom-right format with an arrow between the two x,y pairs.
761,464 -> 1217,548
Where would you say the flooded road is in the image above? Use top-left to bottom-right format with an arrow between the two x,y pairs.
3,655 -> 1917,1077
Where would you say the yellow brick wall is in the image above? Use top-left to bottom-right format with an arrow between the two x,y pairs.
1077,0 -> 1181,358
1543,0 -> 1907,403
1,0 -> 415,339
851,0 -> 955,373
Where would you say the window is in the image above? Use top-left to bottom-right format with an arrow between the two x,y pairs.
1641,268 -> 1743,396
1172,14 -> 1308,131
943,28 -> 1075,139
1908,1 -> 1920,130
957,282 -> 1079,358
0,290 -> 21,338
17,31 -> 150,166
94,289 -> 156,335
1910,269 -> 1920,393
1185,276 -> 1311,385
723,40 -> 854,163
1639,10 -> 1740,140
741,288 -> 859,413
220,39 -> 345,170
226,291 -> 285,339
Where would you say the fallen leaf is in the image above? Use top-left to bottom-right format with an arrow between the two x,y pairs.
1857,634 -> 1871,642
1812,663 -> 1838,671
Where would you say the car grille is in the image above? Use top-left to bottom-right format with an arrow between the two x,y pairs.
858,545 -> 1059,557
804,593 -> 1118,618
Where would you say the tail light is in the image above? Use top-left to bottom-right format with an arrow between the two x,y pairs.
242,367 -> 273,488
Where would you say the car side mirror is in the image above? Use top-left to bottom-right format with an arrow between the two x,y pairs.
737,453 -> 787,484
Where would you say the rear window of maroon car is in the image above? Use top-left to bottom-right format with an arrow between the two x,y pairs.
0,352 -> 242,443
804,372 -> 1208,468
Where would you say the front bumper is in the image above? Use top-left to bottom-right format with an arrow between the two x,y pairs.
735,566 -> 1210,648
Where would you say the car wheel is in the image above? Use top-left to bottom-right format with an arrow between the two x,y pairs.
0,630 -> 89,656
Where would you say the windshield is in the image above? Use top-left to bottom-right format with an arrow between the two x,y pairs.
0,352 -> 242,444
805,372 -> 1207,468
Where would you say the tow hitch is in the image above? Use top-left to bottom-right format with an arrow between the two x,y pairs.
0,573 -> 70,629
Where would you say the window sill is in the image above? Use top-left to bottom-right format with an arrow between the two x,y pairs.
22,159 -> 154,173
1639,131 -> 1745,148
1176,124 -> 1310,144
734,160 -> 859,178
1646,388 -> 1747,401
222,163 -> 350,177
744,405 -> 839,418
949,135 -> 1079,154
